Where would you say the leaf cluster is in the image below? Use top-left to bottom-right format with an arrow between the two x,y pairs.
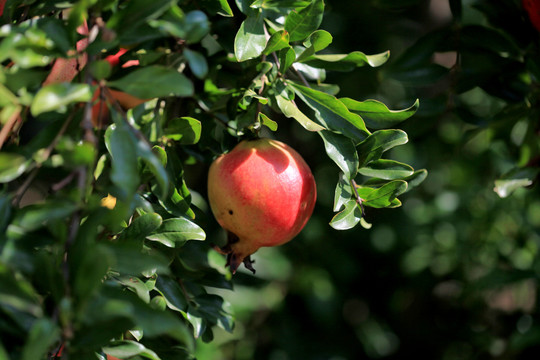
0,0 -> 425,358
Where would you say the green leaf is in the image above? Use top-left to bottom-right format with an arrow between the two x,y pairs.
103,340 -> 161,360
30,83 -> 92,116
116,276 -> 151,304
402,169 -> 428,193
290,82 -> 370,142
461,25 -> 519,56
251,0 -> 311,9
108,66 -> 194,99
147,217 -> 206,247
358,159 -> 414,180
319,130 -> 358,179
165,117 -> 202,144
0,153 -> 29,183
389,63 -> 448,86
357,181 -> 408,208
234,13 -> 267,62
330,199 -> 362,230
333,173 -> 353,212
357,129 -> 409,166
0,342 -> 8,360
263,30 -> 290,55
279,46 -> 296,73
190,294 -> 234,333
494,168 -> 539,198
184,49 -> 208,79
296,30 -> 333,63
390,28 -> 450,69
7,200 -> 78,237
108,243 -> 171,275
301,51 -> 390,71
0,264 -> 42,317
293,62 -> 326,81
21,318 -> 60,360
138,143 -> 170,199
184,10 -> 211,44
73,244 -> 112,299
37,17 -> 71,54
119,213 -> 163,242
259,112 -> 278,131
340,98 -> 419,130
155,275 -> 188,312
284,0 -> 324,42
107,0 -> 174,31
275,93 -> 325,131
199,0 -> 234,16
105,124 -> 140,200
88,59 -> 112,81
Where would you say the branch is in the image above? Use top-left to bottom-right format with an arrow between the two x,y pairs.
0,106 -> 21,149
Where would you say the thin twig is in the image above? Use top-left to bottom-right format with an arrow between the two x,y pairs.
350,179 -> 366,218
293,66 -> 311,88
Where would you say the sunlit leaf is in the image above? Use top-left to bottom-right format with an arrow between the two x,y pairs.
284,0 -> 324,42
0,153 -> 29,183
259,113 -> 278,131
358,159 -> 414,180
333,173 -> 353,212
263,30 -> 290,55
319,130 -> 358,179
234,13 -> 267,61
119,213 -> 163,242
279,46 -> 296,73
275,93 -> 325,131
301,51 -> 390,71
340,98 -> 419,130
164,117 -> 202,144
147,218 -> 206,247
356,181 -> 408,208
290,82 -> 370,142
357,129 -> 409,166
296,30 -> 333,63
494,168 -> 539,198
30,83 -> 92,116
330,199 -> 362,230
103,340 -> 161,360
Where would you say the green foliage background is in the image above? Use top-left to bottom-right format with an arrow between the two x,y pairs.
1,0 -> 540,359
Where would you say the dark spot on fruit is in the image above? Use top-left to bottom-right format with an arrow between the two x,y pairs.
228,209 -> 233,215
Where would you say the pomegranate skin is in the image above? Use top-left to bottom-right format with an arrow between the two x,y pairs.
524,0 -> 540,32
207,138 -> 316,273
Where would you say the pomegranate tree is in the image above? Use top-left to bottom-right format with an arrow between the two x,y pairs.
207,138 -> 317,273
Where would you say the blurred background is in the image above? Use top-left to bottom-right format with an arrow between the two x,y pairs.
192,0 -> 540,358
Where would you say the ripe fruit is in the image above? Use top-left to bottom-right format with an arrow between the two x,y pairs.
523,0 -> 540,32
207,138 -> 317,273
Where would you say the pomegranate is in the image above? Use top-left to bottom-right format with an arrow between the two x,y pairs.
524,0 -> 540,32
207,138 -> 317,273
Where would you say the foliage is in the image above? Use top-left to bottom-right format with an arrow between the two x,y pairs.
193,0 -> 540,359
0,0 -> 426,359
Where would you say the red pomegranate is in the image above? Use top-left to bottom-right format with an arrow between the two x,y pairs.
524,0 -> 540,32
207,138 -> 317,273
